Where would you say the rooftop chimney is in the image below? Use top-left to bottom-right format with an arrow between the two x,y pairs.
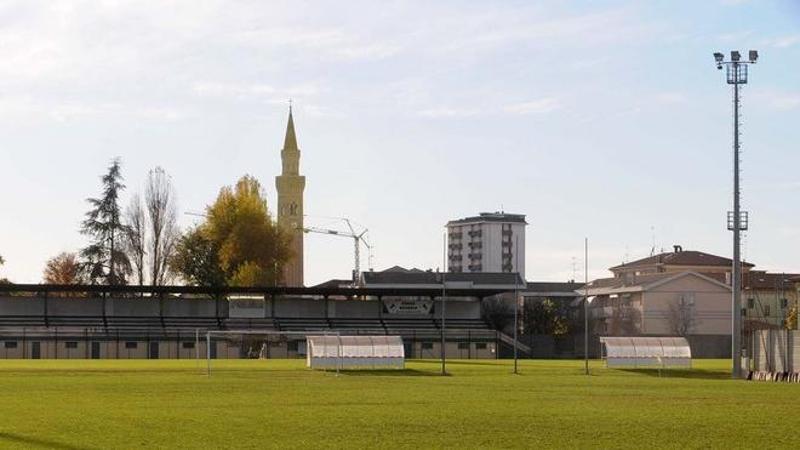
673,245 -> 683,253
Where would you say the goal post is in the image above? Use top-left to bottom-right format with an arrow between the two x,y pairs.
204,330 -> 342,375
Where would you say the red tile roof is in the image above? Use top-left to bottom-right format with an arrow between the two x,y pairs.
610,250 -> 754,270
744,271 -> 800,290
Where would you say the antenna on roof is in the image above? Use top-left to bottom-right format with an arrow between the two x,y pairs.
650,226 -> 656,256
571,256 -> 577,281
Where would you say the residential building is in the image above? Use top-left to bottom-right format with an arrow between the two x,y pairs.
609,245 -> 754,282
583,245 -> 799,356
583,271 -> 731,337
743,271 -> 800,329
446,212 -> 527,276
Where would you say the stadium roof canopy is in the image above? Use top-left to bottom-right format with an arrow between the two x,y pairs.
0,283 -> 513,299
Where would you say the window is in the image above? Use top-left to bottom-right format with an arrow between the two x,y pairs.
287,341 -> 299,352
421,342 -> 433,350
125,342 -> 138,349
747,298 -> 755,309
781,298 -> 789,309
65,342 -> 78,349
741,308 -> 747,317
763,305 -> 771,317
182,342 -> 195,349
4,342 -> 17,349
475,343 -> 487,350
458,342 -> 469,350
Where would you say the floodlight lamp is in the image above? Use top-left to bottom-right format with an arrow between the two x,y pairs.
749,50 -> 758,63
714,52 -> 724,63
731,50 -> 741,62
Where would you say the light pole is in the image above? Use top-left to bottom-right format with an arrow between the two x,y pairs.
513,235 -> 519,375
441,231 -> 447,376
584,238 -> 589,376
713,50 -> 758,379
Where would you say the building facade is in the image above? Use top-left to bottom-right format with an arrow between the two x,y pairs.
446,212 -> 527,277
743,271 -> 800,329
275,108 -> 306,286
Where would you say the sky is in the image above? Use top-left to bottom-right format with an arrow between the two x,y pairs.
1,0 -> 799,285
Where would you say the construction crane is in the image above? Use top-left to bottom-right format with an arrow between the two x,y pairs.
300,217 -> 373,285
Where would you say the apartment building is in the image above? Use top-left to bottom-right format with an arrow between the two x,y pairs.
446,212 -> 527,277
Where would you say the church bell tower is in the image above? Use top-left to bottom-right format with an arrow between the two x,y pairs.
276,106 -> 305,286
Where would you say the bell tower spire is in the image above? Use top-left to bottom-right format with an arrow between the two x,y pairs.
276,103 -> 306,286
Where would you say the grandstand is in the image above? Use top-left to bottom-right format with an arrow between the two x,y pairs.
0,283 -> 519,360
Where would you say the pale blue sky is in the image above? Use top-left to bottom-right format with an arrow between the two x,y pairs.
1,0 -> 799,284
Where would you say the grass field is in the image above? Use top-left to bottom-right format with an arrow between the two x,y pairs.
0,359 -> 796,449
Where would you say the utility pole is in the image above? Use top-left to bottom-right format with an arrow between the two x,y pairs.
714,50 -> 758,379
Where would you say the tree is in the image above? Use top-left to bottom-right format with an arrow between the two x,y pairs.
171,176 -> 289,287
204,175 -> 290,286
785,301 -> 798,330
482,296 -> 513,332
80,158 -> 131,285
666,297 -> 697,336
144,167 -> 178,286
0,254 -> 7,284
170,226 -> 226,287
43,252 -> 83,284
124,194 -> 147,286
523,298 -> 570,336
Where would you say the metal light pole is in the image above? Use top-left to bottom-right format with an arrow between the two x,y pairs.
584,238 -> 589,375
441,231 -> 447,376
513,235 -> 519,375
714,50 -> 758,379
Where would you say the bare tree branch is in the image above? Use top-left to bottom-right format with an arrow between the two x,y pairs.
145,167 -> 178,286
124,194 -> 147,287
666,295 -> 697,336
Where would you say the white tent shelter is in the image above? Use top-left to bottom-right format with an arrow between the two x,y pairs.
306,335 -> 405,370
600,337 -> 691,369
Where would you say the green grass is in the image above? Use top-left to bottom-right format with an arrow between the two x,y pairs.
0,359 -> 795,449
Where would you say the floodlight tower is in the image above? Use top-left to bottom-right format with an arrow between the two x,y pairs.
713,50 -> 758,379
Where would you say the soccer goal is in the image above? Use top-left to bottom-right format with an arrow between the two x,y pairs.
203,330 -> 405,375
204,330 -> 339,375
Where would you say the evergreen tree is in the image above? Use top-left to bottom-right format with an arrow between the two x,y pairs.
80,158 -> 131,285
